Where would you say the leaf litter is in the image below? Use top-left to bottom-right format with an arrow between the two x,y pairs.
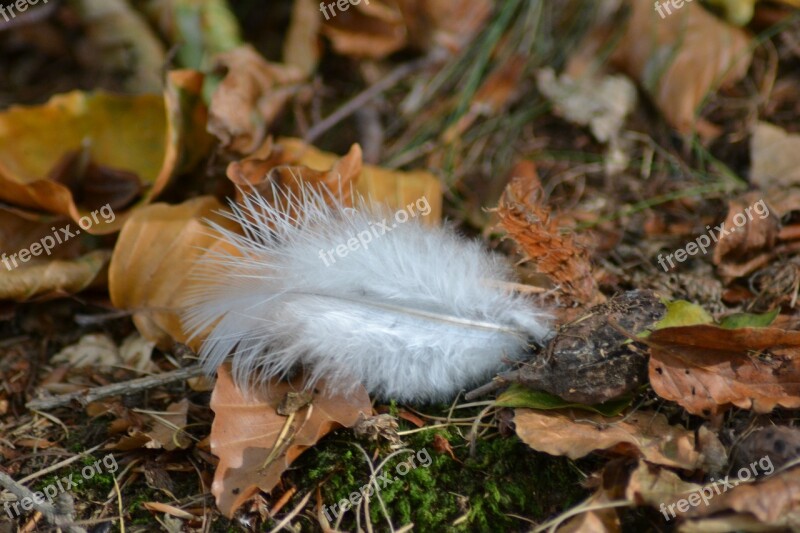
4,0 -> 800,531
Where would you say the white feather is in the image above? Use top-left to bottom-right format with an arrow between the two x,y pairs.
181,183 -> 550,402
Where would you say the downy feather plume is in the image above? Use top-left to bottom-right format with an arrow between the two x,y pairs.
182,183 -> 551,402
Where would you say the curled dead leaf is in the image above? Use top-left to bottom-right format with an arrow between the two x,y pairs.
0,250 -> 110,302
609,0 -> 753,136
0,70 -> 212,234
210,364 -> 370,517
648,325 -> 800,415
208,45 -> 305,154
514,408 -> 702,469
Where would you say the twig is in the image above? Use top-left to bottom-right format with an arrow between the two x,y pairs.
304,53 -> 443,143
25,365 -> 206,411
0,472 -> 87,533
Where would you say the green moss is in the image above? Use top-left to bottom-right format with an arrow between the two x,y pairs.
289,410 -> 588,532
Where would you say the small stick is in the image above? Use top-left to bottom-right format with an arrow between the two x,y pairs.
25,365 -> 205,411
0,472 -> 87,533
304,53 -> 442,143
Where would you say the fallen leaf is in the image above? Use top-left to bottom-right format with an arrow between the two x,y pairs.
207,45 -> 305,154
648,325 -> 800,414
625,460 -> 702,511
0,250 -> 110,301
719,308 -> 779,329
277,137 -> 442,223
109,196 -> 239,349
751,121 -> 800,189
609,0 -> 753,135
0,70 -> 212,234
319,0 -> 407,59
536,68 -> 636,144
210,364 -> 371,517
75,0 -> 166,93
653,300 -> 715,330
712,192 -> 780,280
284,0 -> 323,76
731,426 -> 800,471
683,466 -> 800,526
51,333 -> 119,367
496,384 -> 631,417
514,408 -> 702,469
144,399 -> 192,451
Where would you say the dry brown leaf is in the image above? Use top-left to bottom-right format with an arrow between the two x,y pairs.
497,174 -> 597,304
0,70 -> 211,234
226,139 -> 363,211
751,122 -> 800,189
109,196 -> 240,349
683,467 -> 800,526
648,325 -> 800,415
625,460 -> 703,510
210,364 -> 371,517
320,0 -> 407,59
712,192 -> 780,280
610,0 -> 753,136
208,45 -> 305,154
144,399 -> 191,451
277,137 -> 442,223
514,408 -> 702,469
0,250 -> 109,302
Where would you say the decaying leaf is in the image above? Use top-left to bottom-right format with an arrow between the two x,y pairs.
682,466 -> 800,527
751,121 -> 800,190
536,68 -> 636,144
75,0 -> 167,93
210,364 -> 371,517
109,196 -> 239,349
0,250 -> 110,302
207,45 -> 305,154
712,192 -> 780,280
496,173 -> 597,304
0,70 -> 212,234
609,0 -> 753,135
648,325 -> 800,414
514,408 -> 702,469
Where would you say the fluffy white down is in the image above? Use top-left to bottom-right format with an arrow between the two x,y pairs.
182,185 -> 550,402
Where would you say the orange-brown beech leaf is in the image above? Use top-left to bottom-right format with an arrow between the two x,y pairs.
609,0 -> 752,136
514,409 -> 701,469
226,138 -> 363,212
712,192 -> 780,280
109,197 -> 240,349
319,0 -> 407,59
207,46 -> 305,154
266,138 -> 442,225
497,175 -> 597,304
0,250 -> 110,302
210,364 -> 371,517
648,325 -> 800,415
114,399 -> 191,451
0,70 -> 212,234
625,460 -> 702,510
682,467 -> 800,527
